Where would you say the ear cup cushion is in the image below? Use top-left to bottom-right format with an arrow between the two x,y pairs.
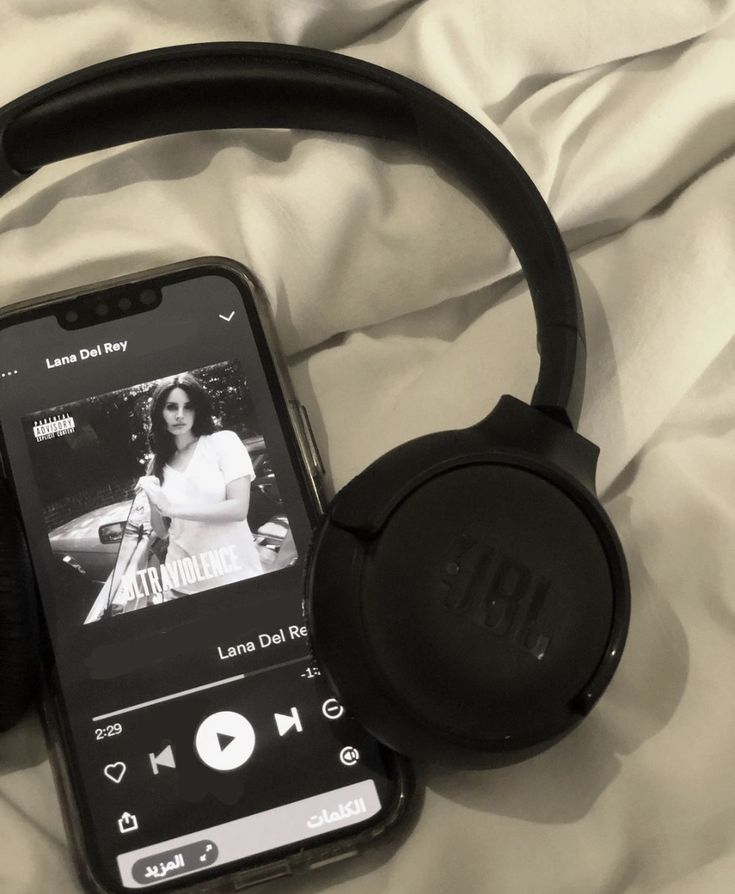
0,485 -> 37,732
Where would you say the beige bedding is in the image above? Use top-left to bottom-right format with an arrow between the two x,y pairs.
1,2 -> 734,892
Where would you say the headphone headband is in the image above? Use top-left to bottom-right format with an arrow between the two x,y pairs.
0,42 -> 584,425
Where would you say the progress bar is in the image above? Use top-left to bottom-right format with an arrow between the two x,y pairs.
91,657 -> 307,722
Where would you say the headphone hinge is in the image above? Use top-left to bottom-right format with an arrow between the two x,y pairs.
474,395 -> 600,495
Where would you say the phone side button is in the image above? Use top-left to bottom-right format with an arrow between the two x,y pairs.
297,403 -> 325,478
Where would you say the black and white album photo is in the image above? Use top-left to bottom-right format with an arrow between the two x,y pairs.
23,361 -> 297,626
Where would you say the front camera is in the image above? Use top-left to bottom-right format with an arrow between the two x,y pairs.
59,282 -> 161,330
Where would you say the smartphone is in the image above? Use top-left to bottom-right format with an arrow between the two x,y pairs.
0,258 -> 412,893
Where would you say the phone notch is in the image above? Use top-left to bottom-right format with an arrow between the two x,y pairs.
56,284 -> 162,330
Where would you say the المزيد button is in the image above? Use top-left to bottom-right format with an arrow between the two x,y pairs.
194,711 -> 255,772
132,840 -> 218,885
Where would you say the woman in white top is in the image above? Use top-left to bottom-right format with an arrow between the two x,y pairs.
137,372 -> 263,596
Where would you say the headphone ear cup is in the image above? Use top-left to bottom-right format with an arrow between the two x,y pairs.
307,420 -> 629,766
0,484 -> 37,732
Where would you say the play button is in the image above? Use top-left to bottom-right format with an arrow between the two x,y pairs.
194,711 -> 256,771
217,733 -> 236,750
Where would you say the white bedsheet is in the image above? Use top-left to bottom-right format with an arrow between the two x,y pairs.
1,2 -> 734,892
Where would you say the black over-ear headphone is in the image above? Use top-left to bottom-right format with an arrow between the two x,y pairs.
0,43 -> 629,765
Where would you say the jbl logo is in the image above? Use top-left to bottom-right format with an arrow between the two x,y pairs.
438,533 -> 551,660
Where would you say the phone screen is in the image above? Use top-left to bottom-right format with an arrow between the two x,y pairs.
0,262 -> 407,892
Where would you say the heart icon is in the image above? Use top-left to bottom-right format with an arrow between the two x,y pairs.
104,762 -> 127,784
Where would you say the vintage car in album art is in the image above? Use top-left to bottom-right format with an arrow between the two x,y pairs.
48,442 -> 293,623
48,499 -> 136,583
48,442 -> 283,584
253,515 -> 297,572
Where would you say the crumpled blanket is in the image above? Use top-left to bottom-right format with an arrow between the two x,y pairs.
1,2 -> 734,893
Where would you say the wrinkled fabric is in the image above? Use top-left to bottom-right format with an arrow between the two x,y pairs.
1,2 -> 734,893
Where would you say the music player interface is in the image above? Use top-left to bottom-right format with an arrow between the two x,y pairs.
0,270 -> 402,892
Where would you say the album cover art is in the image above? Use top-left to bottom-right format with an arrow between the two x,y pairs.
23,361 -> 296,626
